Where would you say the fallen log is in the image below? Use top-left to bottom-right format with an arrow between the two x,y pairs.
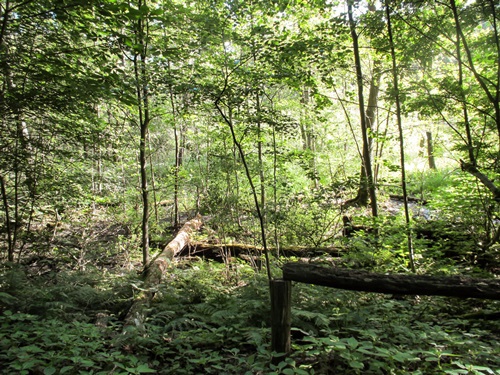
123,215 -> 203,328
282,263 -> 500,300
185,242 -> 343,260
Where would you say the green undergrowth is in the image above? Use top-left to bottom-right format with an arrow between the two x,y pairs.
1,258 -> 499,374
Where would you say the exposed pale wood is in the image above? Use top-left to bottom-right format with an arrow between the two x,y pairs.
282,263 -> 500,300
123,216 -> 203,328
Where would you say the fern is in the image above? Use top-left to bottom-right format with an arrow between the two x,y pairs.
292,307 -> 331,333
165,316 -> 208,333
193,302 -> 218,317
242,327 -> 266,347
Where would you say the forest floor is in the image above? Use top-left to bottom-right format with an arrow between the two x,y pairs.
1,206 -> 499,374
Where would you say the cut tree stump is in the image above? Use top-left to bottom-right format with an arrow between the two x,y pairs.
282,263 -> 500,300
123,215 -> 203,329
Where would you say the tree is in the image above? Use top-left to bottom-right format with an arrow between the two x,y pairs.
0,0 -> 119,260
346,0 -> 378,217
130,0 -> 153,266
385,0 -> 415,272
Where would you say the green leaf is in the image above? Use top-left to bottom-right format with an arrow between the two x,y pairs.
23,345 -> 44,354
345,337 -> 359,349
44,367 -> 57,375
60,366 -> 75,374
294,369 -> 310,375
349,361 -> 364,369
393,351 -> 419,363
136,364 -> 157,373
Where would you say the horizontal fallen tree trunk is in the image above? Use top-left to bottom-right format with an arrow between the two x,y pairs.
185,242 -> 343,259
282,263 -> 500,300
123,215 -> 203,328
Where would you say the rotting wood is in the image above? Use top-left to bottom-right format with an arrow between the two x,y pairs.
185,242 -> 343,260
270,279 -> 292,360
123,215 -> 203,329
282,263 -> 500,300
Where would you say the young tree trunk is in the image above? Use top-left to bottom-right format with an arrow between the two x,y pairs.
138,90 -> 150,267
426,131 -> 437,169
373,115 -> 389,184
448,0 -> 500,203
133,0 -> 151,267
385,0 -> 415,272
300,87 -> 319,188
346,1 -> 378,217
449,0 -> 476,167
0,173 -> 14,262
450,0 -> 500,143
364,61 -> 382,181
257,92 -> 266,212
171,88 -> 180,228
215,84 -> 272,281
148,132 -> 159,224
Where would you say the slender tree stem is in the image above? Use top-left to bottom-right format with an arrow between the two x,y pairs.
347,1 -> 378,217
215,89 -> 272,281
385,1 -> 415,272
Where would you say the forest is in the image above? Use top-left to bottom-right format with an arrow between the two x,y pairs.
1,0 -> 499,373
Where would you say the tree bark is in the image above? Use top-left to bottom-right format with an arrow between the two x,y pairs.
271,279 -> 292,359
449,0 -> 476,167
123,216 -> 203,328
0,173 -> 13,261
282,263 -> 500,300
460,160 -> 500,201
133,0 -> 151,267
426,131 -> 437,169
346,1 -> 378,216
385,0 -> 415,272
187,242 -> 344,259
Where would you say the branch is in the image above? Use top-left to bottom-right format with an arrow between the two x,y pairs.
460,160 -> 500,201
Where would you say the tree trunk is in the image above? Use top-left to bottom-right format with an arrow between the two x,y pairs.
0,173 -> 14,262
450,0 -> 500,144
300,87 -> 318,188
426,131 -> 437,169
449,0 -> 476,167
346,1 -> 378,216
187,241 -> 343,259
282,263 -> 500,300
133,0 -> 151,267
171,86 -> 180,228
364,61 -> 382,185
460,161 -> 500,201
385,0 -> 415,272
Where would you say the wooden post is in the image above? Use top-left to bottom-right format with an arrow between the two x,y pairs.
270,279 -> 292,362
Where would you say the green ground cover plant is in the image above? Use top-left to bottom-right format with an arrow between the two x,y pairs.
1,256 -> 498,374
